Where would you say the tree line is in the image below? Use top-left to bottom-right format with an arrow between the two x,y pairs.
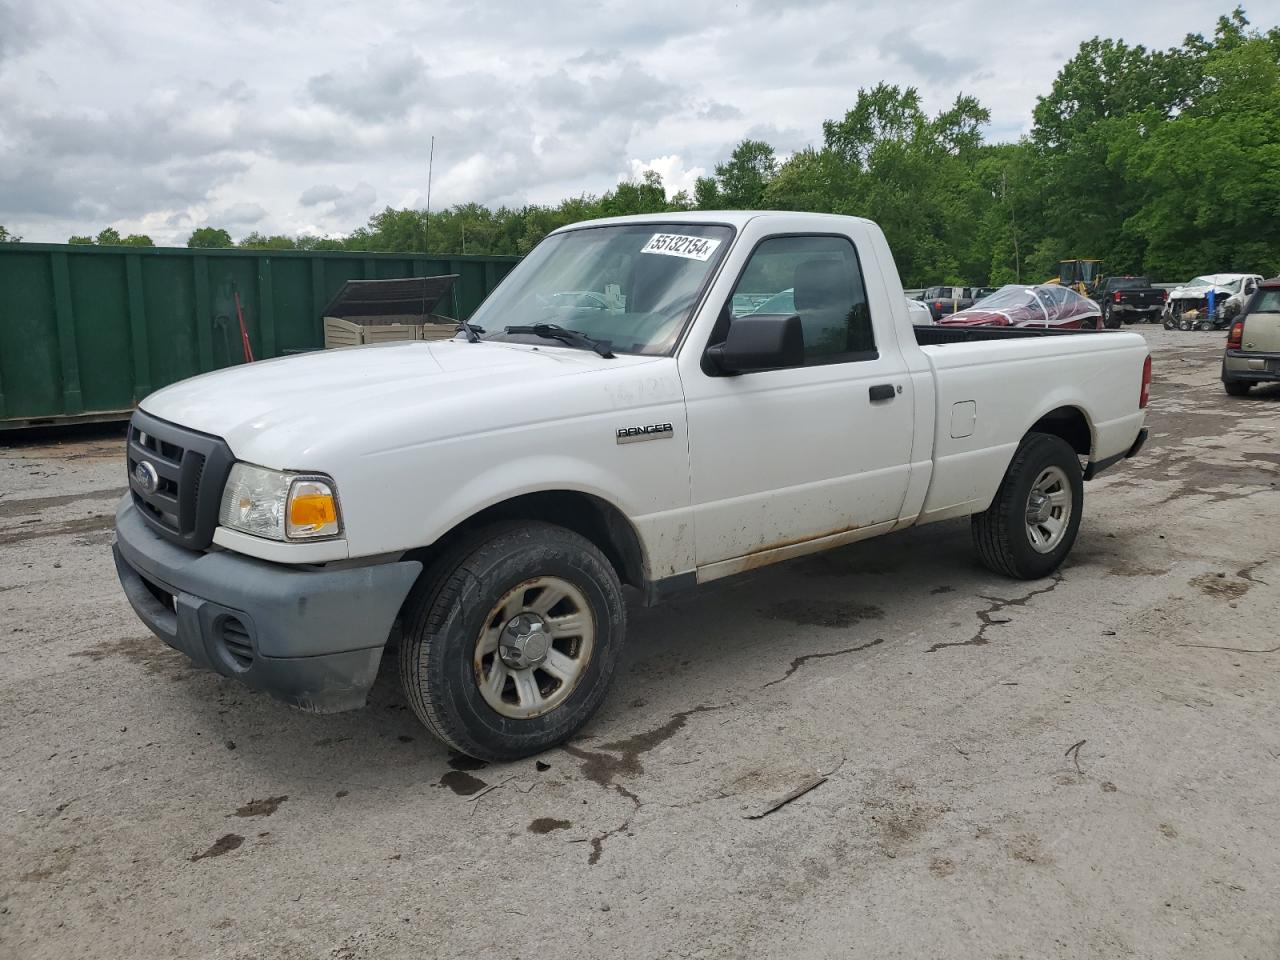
4,8 -> 1276,288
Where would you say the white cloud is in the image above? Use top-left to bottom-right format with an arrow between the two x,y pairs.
0,0 -> 1225,244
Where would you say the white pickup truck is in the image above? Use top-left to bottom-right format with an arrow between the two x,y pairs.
114,212 -> 1151,759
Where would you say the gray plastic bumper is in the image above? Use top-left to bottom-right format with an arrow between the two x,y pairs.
113,498 -> 421,713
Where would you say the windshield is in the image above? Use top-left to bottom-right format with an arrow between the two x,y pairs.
1186,276 -> 1241,292
475,223 -> 733,356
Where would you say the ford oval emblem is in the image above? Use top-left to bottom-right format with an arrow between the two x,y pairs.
134,460 -> 159,495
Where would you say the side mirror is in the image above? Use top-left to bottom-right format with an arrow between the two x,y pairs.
706,314 -> 805,374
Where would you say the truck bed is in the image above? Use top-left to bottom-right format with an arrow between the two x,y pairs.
911,323 -> 1149,528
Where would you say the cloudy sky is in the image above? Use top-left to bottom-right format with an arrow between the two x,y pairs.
0,0 -> 1254,245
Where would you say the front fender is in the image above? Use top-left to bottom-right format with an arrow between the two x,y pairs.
337,409 -> 695,579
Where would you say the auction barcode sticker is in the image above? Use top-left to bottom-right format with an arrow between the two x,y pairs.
641,233 -> 722,261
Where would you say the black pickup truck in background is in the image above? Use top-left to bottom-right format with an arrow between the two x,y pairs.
1096,276 -> 1166,327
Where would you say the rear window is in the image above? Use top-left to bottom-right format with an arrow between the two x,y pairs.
1250,289 -> 1280,313
1112,277 -> 1151,289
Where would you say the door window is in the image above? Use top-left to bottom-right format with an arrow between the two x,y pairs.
725,235 -> 876,364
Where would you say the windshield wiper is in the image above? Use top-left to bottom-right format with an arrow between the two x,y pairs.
504,323 -> 615,358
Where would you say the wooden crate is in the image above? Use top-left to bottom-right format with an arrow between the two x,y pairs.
362,323 -> 422,344
420,322 -> 460,342
323,316 -> 424,348
323,316 -> 363,347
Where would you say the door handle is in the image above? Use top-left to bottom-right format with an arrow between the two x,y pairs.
869,384 -> 896,402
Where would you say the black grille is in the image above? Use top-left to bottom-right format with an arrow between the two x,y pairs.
127,409 -> 234,551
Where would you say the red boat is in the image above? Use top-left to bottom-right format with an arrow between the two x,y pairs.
938,284 -> 1104,330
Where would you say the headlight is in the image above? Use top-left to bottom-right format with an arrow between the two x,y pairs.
218,463 -> 342,542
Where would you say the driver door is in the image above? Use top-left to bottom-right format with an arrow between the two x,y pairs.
680,231 -> 916,572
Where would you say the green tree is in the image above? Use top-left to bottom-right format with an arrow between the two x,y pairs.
704,139 -> 777,208
0,225 -> 21,243
666,189 -> 694,211
187,227 -> 233,248
68,228 -> 155,246
238,232 -> 298,250
692,175 -> 720,209
598,171 -> 667,217
1124,18 -> 1280,276
294,234 -> 346,251
1027,7 -> 1280,278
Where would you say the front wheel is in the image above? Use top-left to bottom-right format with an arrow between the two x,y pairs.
399,521 -> 626,760
972,432 -> 1084,580
1163,316 -> 1177,330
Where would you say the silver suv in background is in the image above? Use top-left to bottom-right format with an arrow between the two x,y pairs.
1222,277 -> 1280,396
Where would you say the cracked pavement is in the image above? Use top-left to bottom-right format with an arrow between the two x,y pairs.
2,327 -> 1279,959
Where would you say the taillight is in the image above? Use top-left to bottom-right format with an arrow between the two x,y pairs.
1139,354 -> 1152,409
1113,291 -> 1122,303
933,301 -> 941,310
1227,321 -> 1244,350
1160,290 -> 1168,301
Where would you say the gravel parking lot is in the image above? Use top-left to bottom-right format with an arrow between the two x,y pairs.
2,326 -> 1278,960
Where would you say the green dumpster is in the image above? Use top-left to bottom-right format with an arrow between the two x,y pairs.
0,243 -> 519,430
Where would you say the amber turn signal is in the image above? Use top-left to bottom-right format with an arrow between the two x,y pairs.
286,480 -> 341,539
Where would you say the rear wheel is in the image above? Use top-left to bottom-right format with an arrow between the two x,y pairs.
1163,316 -> 1177,330
399,521 -> 626,760
1102,306 -> 1121,329
1224,379 -> 1252,397
972,432 -> 1084,580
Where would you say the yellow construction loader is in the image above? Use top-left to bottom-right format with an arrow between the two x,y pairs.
1047,259 -> 1103,296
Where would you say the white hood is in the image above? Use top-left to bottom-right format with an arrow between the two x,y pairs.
140,339 -> 660,468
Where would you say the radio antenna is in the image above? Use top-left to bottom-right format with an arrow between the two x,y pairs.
424,135 -> 435,253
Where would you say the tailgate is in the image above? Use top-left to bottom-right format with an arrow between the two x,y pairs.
1243,311 -> 1280,353
1121,290 -> 1163,308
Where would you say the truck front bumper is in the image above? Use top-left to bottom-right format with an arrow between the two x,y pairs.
113,499 -> 421,713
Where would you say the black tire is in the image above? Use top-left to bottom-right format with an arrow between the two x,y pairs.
972,432 -> 1084,580
398,521 -> 626,761
1224,379 -> 1251,397
1163,316 -> 1176,330
1102,306 -> 1121,329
